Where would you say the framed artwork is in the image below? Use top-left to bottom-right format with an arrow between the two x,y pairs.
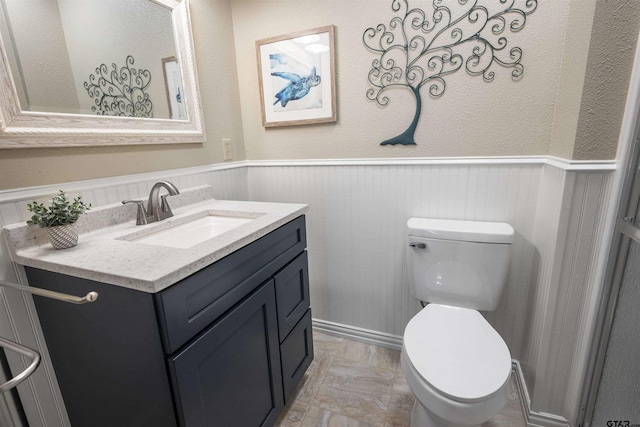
256,25 -> 337,128
162,56 -> 187,120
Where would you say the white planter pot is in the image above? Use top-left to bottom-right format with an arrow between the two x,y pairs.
46,223 -> 79,249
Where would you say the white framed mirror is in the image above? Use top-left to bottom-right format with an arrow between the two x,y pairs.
0,0 -> 205,148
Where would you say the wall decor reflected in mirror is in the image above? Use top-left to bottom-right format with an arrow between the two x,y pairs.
162,56 -> 187,120
85,56 -> 154,118
0,0 -> 204,148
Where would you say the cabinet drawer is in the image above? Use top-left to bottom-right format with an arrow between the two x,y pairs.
275,251 -> 310,341
280,310 -> 313,403
156,216 -> 306,354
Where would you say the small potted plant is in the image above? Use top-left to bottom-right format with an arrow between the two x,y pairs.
26,190 -> 91,249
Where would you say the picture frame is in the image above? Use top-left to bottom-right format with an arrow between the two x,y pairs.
162,56 -> 187,120
256,25 -> 337,128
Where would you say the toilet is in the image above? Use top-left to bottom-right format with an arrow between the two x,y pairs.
402,218 -> 514,427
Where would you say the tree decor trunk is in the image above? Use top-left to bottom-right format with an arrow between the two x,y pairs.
381,86 -> 421,146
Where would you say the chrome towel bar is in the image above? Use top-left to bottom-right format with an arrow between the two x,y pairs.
0,280 -> 98,304
618,217 -> 640,243
0,337 -> 40,393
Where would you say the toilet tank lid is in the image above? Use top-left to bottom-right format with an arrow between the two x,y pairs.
407,218 -> 514,244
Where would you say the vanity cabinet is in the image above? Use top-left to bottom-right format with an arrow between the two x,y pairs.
25,216 -> 313,427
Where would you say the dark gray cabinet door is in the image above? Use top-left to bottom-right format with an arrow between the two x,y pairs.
169,280 -> 284,427
280,310 -> 313,402
274,251 -> 310,341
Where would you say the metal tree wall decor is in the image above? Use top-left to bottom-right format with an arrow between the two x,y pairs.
84,55 -> 153,118
363,0 -> 537,145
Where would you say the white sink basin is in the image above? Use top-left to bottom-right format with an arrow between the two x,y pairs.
122,212 -> 260,249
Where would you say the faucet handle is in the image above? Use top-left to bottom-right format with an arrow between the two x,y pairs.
122,200 -> 148,225
160,194 -> 174,219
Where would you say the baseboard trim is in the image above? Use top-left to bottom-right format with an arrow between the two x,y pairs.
512,361 -> 571,427
312,318 -> 403,351
312,319 -> 571,427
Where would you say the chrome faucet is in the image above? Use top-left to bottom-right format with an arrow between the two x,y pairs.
146,181 -> 180,222
123,181 -> 180,225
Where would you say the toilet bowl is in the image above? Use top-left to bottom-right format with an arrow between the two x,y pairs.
401,304 -> 511,426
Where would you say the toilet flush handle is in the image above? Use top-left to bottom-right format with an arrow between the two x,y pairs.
409,242 -> 426,249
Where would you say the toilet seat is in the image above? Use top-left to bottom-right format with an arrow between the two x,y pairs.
403,303 -> 511,403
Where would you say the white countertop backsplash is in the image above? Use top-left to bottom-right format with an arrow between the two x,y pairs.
2,186 -> 308,293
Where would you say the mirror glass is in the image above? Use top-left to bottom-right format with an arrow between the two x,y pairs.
0,0 -> 184,120
0,0 -> 204,148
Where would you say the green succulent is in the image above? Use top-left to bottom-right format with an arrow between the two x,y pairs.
26,190 -> 91,228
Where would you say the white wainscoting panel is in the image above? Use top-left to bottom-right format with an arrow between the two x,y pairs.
520,166 -> 614,425
560,171 -> 614,424
247,163 -> 543,361
521,164 -> 567,398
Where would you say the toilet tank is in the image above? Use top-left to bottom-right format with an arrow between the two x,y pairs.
407,218 -> 514,311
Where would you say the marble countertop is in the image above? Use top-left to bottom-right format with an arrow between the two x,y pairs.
2,186 -> 308,293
